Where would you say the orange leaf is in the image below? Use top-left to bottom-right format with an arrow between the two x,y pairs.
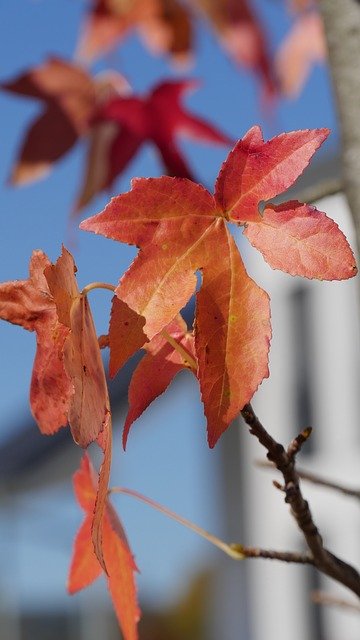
68,515 -> 102,594
81,126 -> 357,444
123,315 -> 196,448
75,80 -> 233,211
2,57 -> 127,186
244,201 -> 357,280
81,173 -> 270,445
109,296 -> 147,379
69,454 -> 140,640
45,247 -> 110,447
195,221 -> 271,447
276,12 -> 326,97
215,126 -> 329,222
0,250 -> 73,434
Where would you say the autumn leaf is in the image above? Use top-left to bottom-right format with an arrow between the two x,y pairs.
78,0 -> 274,95
123,314 -> 196,448
44,246 -> 110,447
79,0 -> 193,63
75,79 -> 233,211
1,57 -> 128,185
276,11 -> 326,97
80,174 -> 270,447
0,250 -> 73,434
0,247 -> 112,448
195,0 -> 275,96
214,125 -> 330,222
243,201 -> 357,280
68,454 -> 140,640
108,296 -> 148,378
81,125 -> 357,446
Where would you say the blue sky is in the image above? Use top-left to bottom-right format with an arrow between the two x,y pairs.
0,0 -> 338,615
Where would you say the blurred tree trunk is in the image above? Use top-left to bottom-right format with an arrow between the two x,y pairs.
318,0 -> 360,254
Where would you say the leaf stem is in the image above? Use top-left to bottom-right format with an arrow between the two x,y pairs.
81,282 -> 116,296
110,486 -> 242,559
160,329 -> 197,371
110,487 -> 315,566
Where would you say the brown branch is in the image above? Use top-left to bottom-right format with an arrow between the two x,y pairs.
258,460 -> 360,501
241,403 -> 360,598
231,544 -> 314,565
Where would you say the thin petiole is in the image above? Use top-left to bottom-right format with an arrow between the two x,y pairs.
161,329 -> 197,371
110,486 -> 243,560
81,282 -> 116,296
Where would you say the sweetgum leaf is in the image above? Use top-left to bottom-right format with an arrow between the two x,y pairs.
45,247 -> 109,447
1,57 -> 127,186
243,201 -> 358,280
109,296 -> 147,378
78,0 -> 274,95
68,515 -> 102,593
195,221 -> 271,447
75,80 -> 233,211
1,58 -> 95,184
123,315 -> 196,448
68,455 -> 140,640
77,0 -> 190,64
80,126 -> 357,444
81,176 -> 270,445
215,127 -> 329,222
275,12 -> 326,98
0,250 -> 73,433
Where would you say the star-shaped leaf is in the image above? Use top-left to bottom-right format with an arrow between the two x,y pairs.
75,79 -> 233,211
1,57 -> 127,185
81,126 -> 357,446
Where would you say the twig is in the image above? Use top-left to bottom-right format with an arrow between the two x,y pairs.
258,460 -> 360,501
231,544 -> 314,565
312,590 -> 360,613
241,403 -> 360,597
287,427 -> 312,460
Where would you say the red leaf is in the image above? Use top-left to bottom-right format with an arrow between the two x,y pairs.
244,201 -> 358,280
109,296 -> 147,378
276,12 -> 326,97
81,177 -> 219,339
199,0 -> 275,97
195,221 -> 271,447
103,515 -> 140,640
215,126 -> 329,222
45,247 -> 110,447
75,80 -> 232,211
0,250 -> 73,434
81,128 -> 356,444
78,0 -> 274,95
2,57 -> 126,185
81,176 -> 270,445
123,315 -> 195,448
68,454 -> 140,640
68,515 -> 102,593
